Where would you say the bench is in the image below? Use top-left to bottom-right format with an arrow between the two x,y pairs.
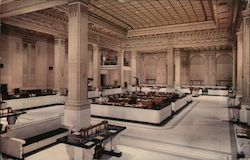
0,116 -> 69,159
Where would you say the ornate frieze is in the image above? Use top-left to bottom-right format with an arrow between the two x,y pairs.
3,10 -> 123,51
124,28 -> 233,50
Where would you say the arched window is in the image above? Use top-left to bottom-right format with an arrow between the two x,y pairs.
216,55 -> 232,81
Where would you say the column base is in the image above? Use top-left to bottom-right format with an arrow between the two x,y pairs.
64,103 -> 91,131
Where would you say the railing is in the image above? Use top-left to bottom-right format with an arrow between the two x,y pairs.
124,61 -> 130,66
101,61 -> 117,65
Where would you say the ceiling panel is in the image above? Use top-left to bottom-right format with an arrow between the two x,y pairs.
89,0 -> 216,30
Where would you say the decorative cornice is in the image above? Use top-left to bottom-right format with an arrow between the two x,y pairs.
124,28 -> 232,51
0,0 -> 71,18
127,21 -> 217,37
2,14 -> 123,51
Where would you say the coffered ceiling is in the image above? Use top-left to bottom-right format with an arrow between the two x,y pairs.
90,0 -> 214,30
0,0 -> 246,37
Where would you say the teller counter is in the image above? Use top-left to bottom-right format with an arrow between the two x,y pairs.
4,95 -> 65,110
91,103 -> 172,125
207,89 -> 228,96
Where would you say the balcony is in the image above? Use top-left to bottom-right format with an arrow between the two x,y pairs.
100,60 -> 118,69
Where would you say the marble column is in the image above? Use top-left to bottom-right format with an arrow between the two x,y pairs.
54,37 -> 66,91
130,51 -> 137,85
237,31 -> 243,96
242,7 -> 250,103
174,49 -> 181,88
64,0 -> 90,131
167,46 -> 174,87
92,44 -> 99,91
118,50 -> 124,87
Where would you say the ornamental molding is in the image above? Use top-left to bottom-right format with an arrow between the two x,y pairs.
127,21 -> 217,37
2,12 -> 123,51
124,28 -> 233,51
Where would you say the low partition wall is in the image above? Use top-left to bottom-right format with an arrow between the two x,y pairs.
172,97 -> 188,113
91,95 -> 192,125
102,88 -> 123,96
4,95 -> 65,110
207,89 -> 228,96
91,103 -> 172,125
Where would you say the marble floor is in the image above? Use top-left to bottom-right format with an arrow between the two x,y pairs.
1,96 -> 237,160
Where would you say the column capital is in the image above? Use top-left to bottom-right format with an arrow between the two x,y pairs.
242,8 -> 250,17
68,0 -> 90,5
91,43 -> 98,48
174,48 -> 181,54
68,0 -> 89,15
131,50 -> 137,57
54,34 -> 66,40
236,31 -> 243,37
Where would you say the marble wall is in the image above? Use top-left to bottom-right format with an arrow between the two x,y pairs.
139,50 -> 233,87
0,31 -> 54,92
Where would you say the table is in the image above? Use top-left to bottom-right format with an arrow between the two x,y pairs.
58,125 -> 126,159
0,107 -> 26,124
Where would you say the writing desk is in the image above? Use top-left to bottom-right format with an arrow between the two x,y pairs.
58,124 -> 126,159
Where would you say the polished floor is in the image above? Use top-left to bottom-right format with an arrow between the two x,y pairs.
1,96 -> 237,160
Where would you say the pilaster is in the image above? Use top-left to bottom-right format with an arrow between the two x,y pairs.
64,0 -> 90,131
130,51 -> 137,85
237,31 -> 243,96
92,44 -> 99,91
232,43 -> 237,90
242,8 -> 250,103
167,46 -> 174,87
118,49 -> 125,87
54,37 -> 66,91
174,49 -> 181,88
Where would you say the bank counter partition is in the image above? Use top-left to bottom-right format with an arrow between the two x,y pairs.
91,94 -> 192,125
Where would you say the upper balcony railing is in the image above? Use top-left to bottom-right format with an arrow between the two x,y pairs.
101,60 -> 117,66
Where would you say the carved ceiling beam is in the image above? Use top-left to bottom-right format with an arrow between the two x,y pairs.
2,17 -> 122,51
127,21 -> 217,37
2,17 -> 65,36
0,0 -> 73,18
211,0 -> 218,26
54,5 -> 127,36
